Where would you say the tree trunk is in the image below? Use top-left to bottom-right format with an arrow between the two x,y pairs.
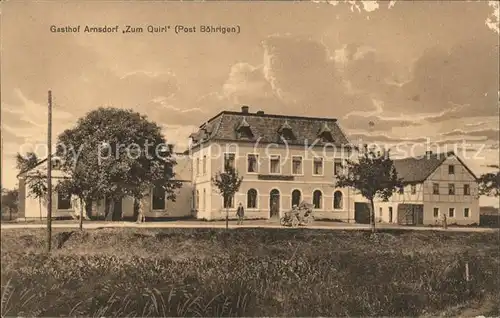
79,198 -> 83,231
105,199 -> 114,221
38,198 -> 42,220
369,199 -> 376,233
226,207 -> 229,230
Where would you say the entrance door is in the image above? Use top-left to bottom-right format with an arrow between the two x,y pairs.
269,189 -> 280,218
291,189 -> 301,207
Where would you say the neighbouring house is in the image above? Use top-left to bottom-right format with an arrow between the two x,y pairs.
188,105 -> 356,221
16,147 -> 193,220
371,151 -> 480,226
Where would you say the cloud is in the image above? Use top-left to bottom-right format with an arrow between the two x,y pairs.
486,0 -> 499,33
441,128 -> 500,141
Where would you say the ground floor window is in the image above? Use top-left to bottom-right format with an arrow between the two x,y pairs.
312,190 -> 322,209
433,207 -> 439,218
448,208 -> 455,217
464,208 -> 469,218
247,189 -> 257,209
152,186 -> 166,210
57,191 -> 71,210
223,195 -> 235,209
291,189 -> 301,207
333,191 -> 343,209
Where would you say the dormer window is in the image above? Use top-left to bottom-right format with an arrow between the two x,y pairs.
236,117 -> 254,139
317,123 -> 334,142
278,119 -> 295,141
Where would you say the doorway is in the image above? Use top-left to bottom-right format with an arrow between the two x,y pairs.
269,189 -> 280,218
389,207 -> 393,223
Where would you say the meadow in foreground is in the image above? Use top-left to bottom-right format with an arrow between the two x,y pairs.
1,228 -> 499,317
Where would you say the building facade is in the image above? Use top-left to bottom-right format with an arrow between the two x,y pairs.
17,150 -> 193,220
189,106 -> 356,221
372,151 -> 480,226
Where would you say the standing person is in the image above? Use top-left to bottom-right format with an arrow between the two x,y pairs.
136,199 -> 145,224
236,202 -> 245,225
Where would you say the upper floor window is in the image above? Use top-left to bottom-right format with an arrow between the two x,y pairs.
224,153 -> 236,171
432,183 -> 439,195
270,155 -> 281,174
448,165 -> 455,175
334,161 -> 343,176
448,183 -> 455,195
247,154 -> 259,173
57,191 -> 71,210
202,155 -> 207,174
411,184 -> 416,195
152,186 -> 166,210
313,157 -> 323,176
463,184 -> 470,195
464,208 -> 470,218
292,156 -> 303,175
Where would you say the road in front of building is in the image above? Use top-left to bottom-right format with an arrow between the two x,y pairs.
1,219 -> 497,232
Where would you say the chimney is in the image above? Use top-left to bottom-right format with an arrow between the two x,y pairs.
256,110 -> 264,115
241,105 -> 249,114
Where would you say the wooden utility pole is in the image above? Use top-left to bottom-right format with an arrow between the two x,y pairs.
47,90 -> 53,252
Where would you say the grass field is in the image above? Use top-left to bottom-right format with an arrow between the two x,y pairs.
1,228 -> 499,317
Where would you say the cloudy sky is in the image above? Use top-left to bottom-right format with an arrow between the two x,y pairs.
1,1 -> 499,205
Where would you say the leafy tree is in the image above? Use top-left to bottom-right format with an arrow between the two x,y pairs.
1,188 -> 19,220
336,146 -> 403,233
16,152 -> 47,220
56,107 -> 181,221
478,164 -> 499,197
211,165 -> 243,229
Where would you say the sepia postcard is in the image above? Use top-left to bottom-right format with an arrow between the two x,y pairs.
1,0 -> 499,317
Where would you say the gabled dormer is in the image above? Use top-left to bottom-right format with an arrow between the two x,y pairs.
317,122 -> 334,142
278,119 -> 295,141
236,117 -> 254,139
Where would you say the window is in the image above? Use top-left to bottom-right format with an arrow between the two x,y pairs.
448,183 -> 455,195
224,153 -> 235,171
433,183 -> 439,195
464,208 -> 470,217
313,157 -> 323,175
292,156 -> 303,175
291,189 -> 301,207
152,186 -> 166,210
333,191 -> 343,209
247,189 -> 258,209
334,161 -> 343,176
464,184 -> 470,195
196,190 -> 199,210
203,155 -> 207,174
433,207 -> 439,218
247,154 -> 259,173
57,191 -> 71,210
448,165 -> 455,175
203,189 -> 206,211
379,207 -> 383,217
411,184 -> 416,195
223,194 -> 234,209
196,158 -> 200,176
312,190 -> 322,209
270,155 -> 281,174
449,208 -> 455,217
389,207 -> 393,222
